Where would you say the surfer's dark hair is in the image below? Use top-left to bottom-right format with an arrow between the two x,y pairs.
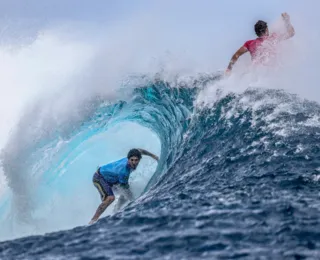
255,20 -> 268,37
127,149 -> 142,159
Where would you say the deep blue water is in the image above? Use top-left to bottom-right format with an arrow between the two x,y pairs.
1,74 -> 320,259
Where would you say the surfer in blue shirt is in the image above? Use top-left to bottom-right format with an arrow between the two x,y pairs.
89,148 -> 159,224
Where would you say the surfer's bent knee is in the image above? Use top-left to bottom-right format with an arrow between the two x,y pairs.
103,196 -> 115,204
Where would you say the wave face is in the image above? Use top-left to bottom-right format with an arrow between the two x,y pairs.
1,74 -> 320,259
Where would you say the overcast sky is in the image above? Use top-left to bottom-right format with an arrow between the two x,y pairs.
0,1 -> 317,29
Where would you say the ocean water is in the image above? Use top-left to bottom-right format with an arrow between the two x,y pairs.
0,73 -> 320,259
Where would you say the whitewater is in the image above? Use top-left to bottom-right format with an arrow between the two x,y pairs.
1,1 -> 320,259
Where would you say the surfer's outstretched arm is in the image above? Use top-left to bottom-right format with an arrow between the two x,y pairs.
138,148 -> 159,161
279,12 -> 295,40
226,46 -> 248,72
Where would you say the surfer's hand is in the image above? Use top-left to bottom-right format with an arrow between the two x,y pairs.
153,155 -> 159,161
225,68 -> 231,76
281,13 -> 290,22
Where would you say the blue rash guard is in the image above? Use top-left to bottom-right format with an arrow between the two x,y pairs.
99,157 -> 132,185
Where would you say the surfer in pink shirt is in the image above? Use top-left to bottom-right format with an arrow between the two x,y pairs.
226,13 -> 295,73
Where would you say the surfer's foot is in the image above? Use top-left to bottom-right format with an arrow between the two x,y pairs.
89,219 -> 97,225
